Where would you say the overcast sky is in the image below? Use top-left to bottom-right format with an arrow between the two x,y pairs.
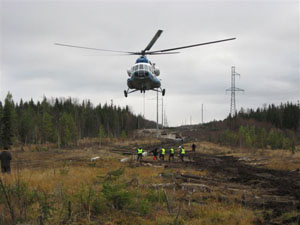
0,0 -> 299,126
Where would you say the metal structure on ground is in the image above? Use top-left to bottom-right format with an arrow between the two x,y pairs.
226,66 -> 244,116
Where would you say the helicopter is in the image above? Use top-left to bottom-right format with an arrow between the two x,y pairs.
55,30 -> 236,97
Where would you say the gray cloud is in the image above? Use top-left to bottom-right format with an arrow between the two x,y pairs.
0,0 -> 299,126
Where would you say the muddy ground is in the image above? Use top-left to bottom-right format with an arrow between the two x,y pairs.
110,137 -> 300,224
139,149 -> 300,225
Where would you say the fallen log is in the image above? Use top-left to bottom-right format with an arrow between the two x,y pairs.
180,173 -> 221,182
180,183 -> 210,192
149,183 -> 176,188
141,163 -> 153,167
111,149 -> 133,155
120,157 -> 130,163
180,174 -> 204,180
163,189 -> 172,214
147,182 -> 210,192
122,152 -> 133,155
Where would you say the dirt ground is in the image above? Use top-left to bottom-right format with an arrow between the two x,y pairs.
122,140 -> 300,225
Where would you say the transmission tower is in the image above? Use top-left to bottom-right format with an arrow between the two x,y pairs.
226,66 -> 244,116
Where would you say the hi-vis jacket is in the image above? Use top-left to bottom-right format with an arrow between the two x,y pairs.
137,148 -> 143,154
161,148 -> 166,155
180,148 -> 185,154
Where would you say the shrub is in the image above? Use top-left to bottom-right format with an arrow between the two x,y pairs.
102,182 -> 133,210
36,191 -> 55,223
0,179 -> 38,223
145,189 -> 161,203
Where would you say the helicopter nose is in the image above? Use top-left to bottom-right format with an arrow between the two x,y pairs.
134,71 -> 145,78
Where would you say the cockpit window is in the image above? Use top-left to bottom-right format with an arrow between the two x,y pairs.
133,64 -> 153,72
145,65 -> 151,72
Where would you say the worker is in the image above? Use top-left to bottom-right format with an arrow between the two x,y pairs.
137,147 -> 143,161
151,147 -> 158,160
192,143 -> 196,152
160,147 -> 166,161
0,147 -> 12,173
169,147 -> 175,162
179,146 -> 185,162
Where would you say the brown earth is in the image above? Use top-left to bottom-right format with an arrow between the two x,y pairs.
137,143 -> 300,225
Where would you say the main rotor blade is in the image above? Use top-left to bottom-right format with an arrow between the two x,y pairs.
148,52 -> 180,55
54,43 -> 136,54
143,30 -> 163,52
147,37 -> 236,54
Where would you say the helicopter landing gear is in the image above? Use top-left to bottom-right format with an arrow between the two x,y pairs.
124,89 -> 140,97
153,88 -> 166,96
159,87 -> 166,96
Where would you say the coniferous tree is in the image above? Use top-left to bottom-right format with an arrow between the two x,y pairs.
236,102 -> 299,131
1,92 -> 17,148
19,106 -> 35,144
41,112 -> 55,143
59,112 -> 78,147
98,124 -> 106,147
0,94 -> 156,147
121,130 -> 126,141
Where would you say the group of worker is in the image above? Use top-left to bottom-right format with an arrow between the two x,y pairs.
137,145 -> 186,162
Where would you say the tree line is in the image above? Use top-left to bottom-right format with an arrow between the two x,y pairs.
219,125 -> 296,150
217,102 -> 300,150
234,102 -> 300,131
0,92 -> 155,148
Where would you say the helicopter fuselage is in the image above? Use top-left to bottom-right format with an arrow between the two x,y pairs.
127,62 -> 161,91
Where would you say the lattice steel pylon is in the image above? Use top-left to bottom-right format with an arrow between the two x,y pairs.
226,66 -> 244,116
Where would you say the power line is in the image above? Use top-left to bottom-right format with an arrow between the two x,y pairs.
226,66 -> 244,116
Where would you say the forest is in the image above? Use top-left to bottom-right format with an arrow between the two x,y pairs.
1,92 -> 299,151
235,102 -> 299,131
216,102 -> 300,150
0,92 -> 155,148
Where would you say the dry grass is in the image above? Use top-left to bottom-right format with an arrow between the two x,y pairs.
1,139 -> 298,224
185,202 -> 255,225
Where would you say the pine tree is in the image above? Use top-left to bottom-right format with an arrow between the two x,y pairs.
1,92 -> 17,148
19,107 -> 35,144
121,130 -> 127,141
41,112 -> 55,143
99,124 -> 106,147
60,112 -> 78,147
